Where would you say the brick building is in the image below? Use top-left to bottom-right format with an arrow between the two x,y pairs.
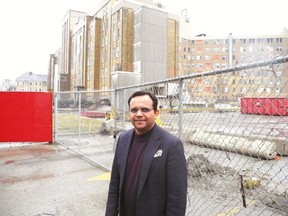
179,32 -> 288,102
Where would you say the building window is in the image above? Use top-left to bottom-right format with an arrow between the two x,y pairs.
240,39 -> 246,44
213,63 -> 220,69
275,71 -> 283,77
240,47 -> 246,52
276,80 -> 281,85
196,63 -> 202,68
205,47 -> 211,52
276,47 -> 283,52
267,38 -> 273,43
267,46 -> 274,52
205,55 -> 211,60
258,87 -> 264,93
116,47 -> 120,57
241,87 -> 246,93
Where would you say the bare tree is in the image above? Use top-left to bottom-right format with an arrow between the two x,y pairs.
0,79 -> 16,91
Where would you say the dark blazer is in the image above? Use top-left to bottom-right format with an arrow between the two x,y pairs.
105,124 -> 187,216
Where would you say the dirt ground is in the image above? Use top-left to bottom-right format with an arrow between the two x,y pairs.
186,152 -> 288,215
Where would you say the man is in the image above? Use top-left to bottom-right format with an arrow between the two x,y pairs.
105,90 -> 187,216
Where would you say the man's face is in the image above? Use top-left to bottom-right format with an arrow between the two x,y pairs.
129,95 -> 159,135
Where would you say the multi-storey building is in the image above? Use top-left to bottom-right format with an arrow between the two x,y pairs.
60,10 -> 88,92
48,49 -> 61,92
16,72 -> 48,92
47,0 -> 288,105
179,31 -> 288,103
48,0 -> 179,93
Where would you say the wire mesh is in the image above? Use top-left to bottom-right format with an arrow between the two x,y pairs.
55,55 -> 288,215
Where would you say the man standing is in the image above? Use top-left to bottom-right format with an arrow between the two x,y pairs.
105,90 -> 187,216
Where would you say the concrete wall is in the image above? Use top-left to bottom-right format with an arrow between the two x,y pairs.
133,6 -> 168,83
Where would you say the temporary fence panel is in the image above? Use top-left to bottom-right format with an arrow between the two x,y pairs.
54,55 -> 288,215
0,92 -> 52,142
54,90 -> 115,171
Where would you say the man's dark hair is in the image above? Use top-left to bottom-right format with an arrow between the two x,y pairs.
128,91 -> 158,111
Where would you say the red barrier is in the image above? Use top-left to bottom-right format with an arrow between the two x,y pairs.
0,92 -> 53,142
241,98 -> 288,116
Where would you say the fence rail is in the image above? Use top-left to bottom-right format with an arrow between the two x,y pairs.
54,55 -> 288,215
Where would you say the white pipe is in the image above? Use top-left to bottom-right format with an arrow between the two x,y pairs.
189,131 -> 277,159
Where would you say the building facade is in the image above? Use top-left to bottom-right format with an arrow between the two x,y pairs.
48,0 -> 178,92
179,32 -> 288,103
16,72 -> 48,92
47,0 -> 288,104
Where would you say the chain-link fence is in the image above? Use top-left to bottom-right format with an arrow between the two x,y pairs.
54,55 -> 288,215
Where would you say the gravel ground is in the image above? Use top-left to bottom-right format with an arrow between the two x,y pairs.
1,132 -> 287,215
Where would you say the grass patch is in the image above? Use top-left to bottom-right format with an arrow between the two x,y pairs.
244,177 -> 261,190
57,114 -> 104,133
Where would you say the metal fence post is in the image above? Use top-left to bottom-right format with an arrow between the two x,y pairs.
53,92 -> 58,143
78,92 -> 81,148
178,78 -> 183,138
113,89 -> 117,136
122,89 -> 127,130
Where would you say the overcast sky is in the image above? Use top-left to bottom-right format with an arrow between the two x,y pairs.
0,0 -> 287,82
